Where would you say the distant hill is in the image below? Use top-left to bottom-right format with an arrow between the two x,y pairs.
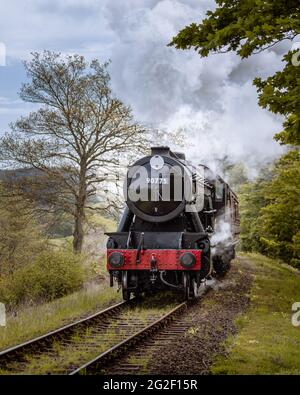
0,167 -> 42,180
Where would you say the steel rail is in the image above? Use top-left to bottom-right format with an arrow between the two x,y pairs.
0,299 -> 130,367
70,301 -> 188,375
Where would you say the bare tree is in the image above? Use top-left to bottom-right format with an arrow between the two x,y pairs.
0,51 -> 146,253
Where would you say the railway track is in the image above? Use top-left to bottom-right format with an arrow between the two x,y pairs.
0,295 -> 187,375
71,280 -> 216,375
70,301 -> 187,375
0,300 -> 129,374
0,279 -> 216,375
102,303 -> 206,375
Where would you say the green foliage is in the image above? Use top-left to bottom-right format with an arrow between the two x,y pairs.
0,249 -> 85,308
260,150 -> 300,264
170,0 -> 300,145
239,165 -> 273,253
239,151 -> 300,266
291,231 -> 300,267
212,253 -> 300,374
170,0 -> 299,58
0,184 -> 46,275
254,51 -> 300,146
0,284 -> 121,351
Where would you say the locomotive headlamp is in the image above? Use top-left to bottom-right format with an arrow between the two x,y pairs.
150,155 -> 164,170
179,252 -> 196,268
109,252 -> 124,268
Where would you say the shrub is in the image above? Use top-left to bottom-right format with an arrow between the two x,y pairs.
0,249 -> 85,308
0,184 -> 47,275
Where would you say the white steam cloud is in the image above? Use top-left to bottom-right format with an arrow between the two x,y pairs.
211,219 -> 232,247
1,0 -> 294,176
104,0 -> 289,174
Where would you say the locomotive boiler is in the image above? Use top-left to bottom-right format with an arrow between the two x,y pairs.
106,147 -> 239,300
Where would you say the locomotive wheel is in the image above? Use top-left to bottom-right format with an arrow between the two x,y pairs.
122,271 -> 131,301
183,272 -> 190,300
122,289 -> 130,301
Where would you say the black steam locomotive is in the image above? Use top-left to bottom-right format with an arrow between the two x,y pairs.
106,147 -> 239,300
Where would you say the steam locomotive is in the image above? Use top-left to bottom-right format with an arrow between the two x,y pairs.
106,147 -> 239,300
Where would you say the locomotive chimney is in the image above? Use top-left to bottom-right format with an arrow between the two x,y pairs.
151,146 -> 170,156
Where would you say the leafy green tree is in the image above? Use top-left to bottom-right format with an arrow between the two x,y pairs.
260,150 -> 300,265
254,52 -> 300,145
0,184 -> 46,275
238,151 -> 300,267
170,0 -> 300,145
238,167 -> 272,253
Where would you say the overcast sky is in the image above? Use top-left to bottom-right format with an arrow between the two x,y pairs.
0,0 -> 294,172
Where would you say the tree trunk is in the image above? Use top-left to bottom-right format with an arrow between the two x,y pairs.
73,206 -> 84,253
73,162 -> 87,254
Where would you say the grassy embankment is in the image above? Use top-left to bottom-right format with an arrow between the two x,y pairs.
212,253 -> 300,374
0,282 -> 122,351
0,214 -> 120,351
